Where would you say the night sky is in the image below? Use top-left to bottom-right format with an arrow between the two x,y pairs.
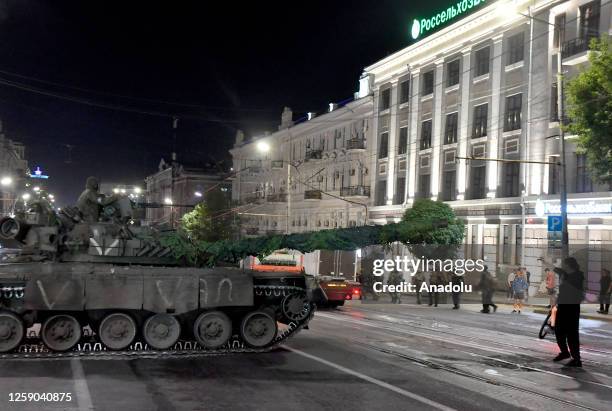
0,0 -> 449,205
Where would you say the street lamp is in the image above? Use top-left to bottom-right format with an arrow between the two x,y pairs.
194,191 -> 203,198
21,193 -> 31,201
256,141 -> 270,153
0,177 -> 12,187
164,197 -> 173,205
134,187 -> 142,194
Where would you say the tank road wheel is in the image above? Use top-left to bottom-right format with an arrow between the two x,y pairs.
0,312 -> 25,353
41,314 -> 82,352
143,314 -> 181,350
98,313 -> 137,350
193,311 -> 232,349
281,292 -> 311,322
240,310 -> 277,348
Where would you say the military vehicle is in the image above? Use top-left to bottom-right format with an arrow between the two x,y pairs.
0,186 -> 315,357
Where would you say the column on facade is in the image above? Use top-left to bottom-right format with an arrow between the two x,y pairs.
487,35 -> 504,198
430,59 -> 445,200
386,79 -> 399,205
407,69 -> 420,202
457,47 -> 472,200
369,92 -> 380,208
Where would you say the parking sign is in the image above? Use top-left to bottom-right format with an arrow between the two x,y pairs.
548,215 -> 563,232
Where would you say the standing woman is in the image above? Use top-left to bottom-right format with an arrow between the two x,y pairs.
512,269 -> 529,313
598,269 -> 611,314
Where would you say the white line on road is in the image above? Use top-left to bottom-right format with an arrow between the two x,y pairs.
284,346 -> 457,411
70,359 -> 94,411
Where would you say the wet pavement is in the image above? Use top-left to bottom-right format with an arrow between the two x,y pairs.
0,301 -> 610,410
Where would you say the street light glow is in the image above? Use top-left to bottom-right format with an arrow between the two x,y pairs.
257,141 -> 270,153
113,188 -> 120,194
33,186 -> 40,192
22,193 -> 31,201
0,176 -> 12,186
194,191 -> 203,197
164,197 -> 173,205
134,187 -> 142,194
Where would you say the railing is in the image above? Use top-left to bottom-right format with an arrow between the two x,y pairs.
271,160 -> 284,169
420,137 -> 431,150
340,186 -> 371,198
561,36 -> 592,59
346,139 -> 365,150
304,189 -> 322,200
305,149 -> 323,161
266,193 -> 287,202
503,111 -> 521,132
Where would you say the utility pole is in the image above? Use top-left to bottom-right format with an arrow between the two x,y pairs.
287,160 -> 291,235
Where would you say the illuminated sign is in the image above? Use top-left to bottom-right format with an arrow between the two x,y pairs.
411,0 -> 487,40
30,166 -> 49,179
535,200 -> 612,216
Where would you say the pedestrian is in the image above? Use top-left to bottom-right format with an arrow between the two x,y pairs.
413,271 -> 425,304
512,269 -> 528,313
553,257 -> 585,367
451,272 -> 463,309
387,270 -> 403,304
478,265 -> 497,313
597,268 -> 611,314
544,268 -> 557,308
429,271 -> 442,307
506,269 -> 516,300
523,267 -> 531,302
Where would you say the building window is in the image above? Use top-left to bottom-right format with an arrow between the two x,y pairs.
398,158 -> 407,172
380,88 -> 391,111
576,154 -> 593,193
444,150 -> 456,165
442,170 -> 456,201
504,94 -> 522,131
394,177 -> 406,205
378,163 -> 387,175
472,104 -> 488,138
549,158 -> 559,194
551,84 -> 559,121
504,138 -> 519,155
422,70 -> 434,96
420,155 -> 430,168
503,163 -> 520,197
470,166 -> 486,199
418,174 -> 430,199
376,180 -> 386,206
507,32 -> 524,65
399,80 -> 410,104
398,127 -> 408,155
475,46 -> 490,76
553,13 -> 566,48
447,59 -> 460,87
420,120 -> 432,150
444,113 -> 458,144
579,1 -> 600,40
379,132 -> 389,159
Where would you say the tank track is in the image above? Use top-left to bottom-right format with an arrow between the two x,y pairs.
0,284 -> 315,361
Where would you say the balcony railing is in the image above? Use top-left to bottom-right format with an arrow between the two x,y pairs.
340,186 -> 371,198
346,139 -> 365,150
266,193 -> 287,202
305,149 -> 323,161
304,189 -> 322,200
271,160 -> 284,169
562,36 -> 593,59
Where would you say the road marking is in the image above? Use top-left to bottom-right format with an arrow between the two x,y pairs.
70,359 -> 94,410
284,346 -> 456,411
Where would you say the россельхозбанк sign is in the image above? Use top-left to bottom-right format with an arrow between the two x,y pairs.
411,0 -> 487,40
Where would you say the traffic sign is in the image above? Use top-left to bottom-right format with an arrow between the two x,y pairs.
547,215 -> 563,232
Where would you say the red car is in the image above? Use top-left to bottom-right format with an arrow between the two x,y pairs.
318,276 -> 362,308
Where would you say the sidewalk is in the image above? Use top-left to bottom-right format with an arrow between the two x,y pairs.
360,291 -> 612,322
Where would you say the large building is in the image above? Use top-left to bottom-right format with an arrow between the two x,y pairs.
0,121 -> 28,216
231,0 -> 612,289
144,155 -> 231,227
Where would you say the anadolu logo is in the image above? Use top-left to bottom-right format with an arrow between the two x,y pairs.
411,19 -> 420,40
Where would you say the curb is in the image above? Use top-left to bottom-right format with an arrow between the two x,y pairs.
530,307 -> 612,322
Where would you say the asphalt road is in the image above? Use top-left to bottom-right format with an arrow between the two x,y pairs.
0,302 -> 610,411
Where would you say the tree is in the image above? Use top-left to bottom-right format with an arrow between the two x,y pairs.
566,35 -> 612,184
181,188 -> 232,243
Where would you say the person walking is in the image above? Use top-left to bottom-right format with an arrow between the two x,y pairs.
597,268 -> 611,314
387,270 -> 403,304
413,271 -> 425,304
553,257 -> 585,367
506,269 -> 516,300
429,271 -> 443,307
478,265 -> 497,313
451,272 -> 463,309
544,268 -> 557,308
512,269 -> 529,313
523,267 -> 531,302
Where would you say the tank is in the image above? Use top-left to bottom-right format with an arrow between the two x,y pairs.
0,195 -> 316,356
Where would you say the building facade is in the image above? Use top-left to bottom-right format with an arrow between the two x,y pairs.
144,156 -> 231,227
230,98 -> 373,237
230,0 -> 612,289
0,121 -> 28,216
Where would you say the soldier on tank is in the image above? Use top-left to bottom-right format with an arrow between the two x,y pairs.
76,176 -> 116,222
